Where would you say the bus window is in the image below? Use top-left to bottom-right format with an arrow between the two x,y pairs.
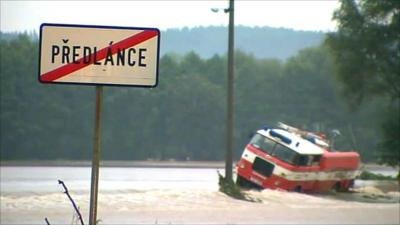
272,143 -> 298,165
293,155 -> 321,166
311,155 -> 321,166
296,155 -> 310,166
250,134 -> 276,154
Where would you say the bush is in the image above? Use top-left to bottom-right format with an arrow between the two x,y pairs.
358,170 -> 397,181
217,171 -> 247,200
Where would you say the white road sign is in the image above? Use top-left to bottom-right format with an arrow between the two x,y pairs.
39,23 -> 160,87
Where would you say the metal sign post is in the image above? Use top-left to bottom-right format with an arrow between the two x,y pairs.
89,85 -> 103,225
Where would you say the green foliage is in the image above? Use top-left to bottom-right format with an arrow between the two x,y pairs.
325,0 -> 400,105
0,32 -> 391,163
358,170 -> 397,181
217,171 -> 247,201
324,0 -> 400,168
377,106 -> 400,168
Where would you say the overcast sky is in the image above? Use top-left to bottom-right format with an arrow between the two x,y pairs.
1,0 -> 340,32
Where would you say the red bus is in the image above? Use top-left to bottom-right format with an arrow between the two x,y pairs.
236,123 -> 360,193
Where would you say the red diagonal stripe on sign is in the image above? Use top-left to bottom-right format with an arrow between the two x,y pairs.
40,30 -> 158,82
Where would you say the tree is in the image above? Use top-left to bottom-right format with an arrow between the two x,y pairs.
0,32 -> 390,163
377,107 -> 400,167
325,0 -> 400,167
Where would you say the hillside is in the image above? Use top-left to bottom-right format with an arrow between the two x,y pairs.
160,26 -> 325,59
1,26 -> 325,60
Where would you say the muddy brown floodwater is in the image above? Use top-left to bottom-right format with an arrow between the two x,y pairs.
1,166 -> 399,224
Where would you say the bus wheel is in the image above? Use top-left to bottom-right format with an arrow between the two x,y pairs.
294,186 -> 303,193
333,182 -> 341,192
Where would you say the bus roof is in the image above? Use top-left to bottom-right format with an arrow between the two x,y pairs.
257,128 -> 324,155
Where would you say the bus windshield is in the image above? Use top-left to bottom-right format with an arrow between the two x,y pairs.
249,133 -> 276,154
250,133 -> 298,165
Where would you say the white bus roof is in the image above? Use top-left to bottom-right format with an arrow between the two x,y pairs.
257,128 -> 324,155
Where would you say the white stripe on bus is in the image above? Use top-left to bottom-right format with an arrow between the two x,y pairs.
241,148 -> 360,181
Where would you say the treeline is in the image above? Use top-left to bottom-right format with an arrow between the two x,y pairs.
161,26 -> 324,59
0,33 -> 386,162
1,25 -> 324,60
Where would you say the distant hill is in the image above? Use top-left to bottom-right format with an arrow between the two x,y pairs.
1,26 -> 325,60
0,31 -> 38,41
160,26 -> 326,60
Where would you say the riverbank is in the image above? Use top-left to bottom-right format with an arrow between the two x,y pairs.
0,160 -> 225,168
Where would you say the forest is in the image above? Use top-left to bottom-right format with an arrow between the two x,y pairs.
0,31 -> 391,163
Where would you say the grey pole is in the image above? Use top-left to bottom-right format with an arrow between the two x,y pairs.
89,85 -> 103,225
225,0 -> 234,182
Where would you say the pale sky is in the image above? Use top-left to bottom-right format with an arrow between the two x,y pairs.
1,0 -> 340,32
